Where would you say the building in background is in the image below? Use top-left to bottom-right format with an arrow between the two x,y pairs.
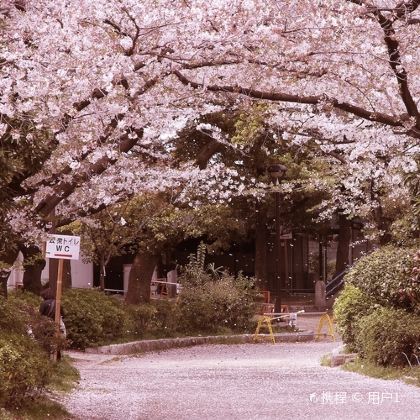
7,252 -> 93,291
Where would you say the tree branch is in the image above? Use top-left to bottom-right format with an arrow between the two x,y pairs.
375,12 -> 419,122
173,70 -> 419,136
25,113 -> 126,194
34,127 -> 143,216
349,0 -> 420,130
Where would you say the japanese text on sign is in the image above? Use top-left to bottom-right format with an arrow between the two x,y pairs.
46,234 -> 81,260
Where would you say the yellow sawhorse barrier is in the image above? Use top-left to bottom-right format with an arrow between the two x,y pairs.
253,312 -> 298,344
253,315 -> 277,344
315,313 -> 335,341
254,311 -> 335,344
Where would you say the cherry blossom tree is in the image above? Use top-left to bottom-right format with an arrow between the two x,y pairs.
1,0 -> 419,296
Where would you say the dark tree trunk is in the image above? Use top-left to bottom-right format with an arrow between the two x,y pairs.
373,204 -> 392,246
99,255 -> 105,291
254,203 -> 268,289
369,181 -> 392,246
49,258 -> 72,296
20,245 -> 45,295
0,248 -> 19,298
196,141 -> 223,169
125,251 -> 158,304
0,271 -> 10,298
334,214 -> 352,278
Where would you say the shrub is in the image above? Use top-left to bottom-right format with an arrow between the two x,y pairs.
345,246 -> 419,311
355,307 -> 420,367
8,290 -> 42,309
0,333 -> 51,408
62,289 -> 129,349
1,293 -> 59,350
333,284 -> 376,351
126,304 -> 157,336
151,300 -> 180,336
0,295 -> 68,409
177,273 -> 256,334
0,296 -> 27,335
127,301 -> 180,338
2,292 -> 62,355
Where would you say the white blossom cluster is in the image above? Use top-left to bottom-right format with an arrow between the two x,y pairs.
0,0 -> 418,237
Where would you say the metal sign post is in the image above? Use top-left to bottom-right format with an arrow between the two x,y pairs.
46,234 -> 80,361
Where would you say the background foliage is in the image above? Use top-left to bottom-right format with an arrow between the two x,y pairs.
344,246 -> 419,312
335,246 -> 420,367
333,284 -> 376,352
355,307 -> 420,367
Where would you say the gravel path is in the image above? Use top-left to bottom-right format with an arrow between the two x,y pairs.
63,341 -> 420,420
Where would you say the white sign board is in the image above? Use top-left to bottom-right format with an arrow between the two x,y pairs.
280,233 -> 292,240
46,234 -> 81,260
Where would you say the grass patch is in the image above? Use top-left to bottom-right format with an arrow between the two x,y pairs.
320,354 -> 332,366
1,357 -> 79,419
48,357 -> 80,393
343,357 -> 420,387
4,396 -> 73,420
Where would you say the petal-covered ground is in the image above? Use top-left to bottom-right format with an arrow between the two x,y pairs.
62,341 -> 420,420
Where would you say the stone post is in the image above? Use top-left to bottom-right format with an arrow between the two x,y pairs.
314,280 -> 326,310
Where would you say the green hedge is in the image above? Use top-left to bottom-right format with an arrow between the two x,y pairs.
355,307 -> 420,367
4,291 -> 61,354
333,284 -> 376,351
60,289 -> 182,347
345,246 -> 418,311
177,274 -> 256,334
0,333 -> 51,408
62,289 -> 130,349
126,300 -> 180,338
0,295 -> 54,408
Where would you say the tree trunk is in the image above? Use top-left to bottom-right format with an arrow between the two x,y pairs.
0,271 -> 9,298
125,251 -> 158,304
0,248 -> 20,298
369,181 -> 392,246
334,214 -> 352,278
99,254 -> 106,290
373,204 -> 392,246
254,203 -> 268,289
20,245 -> 45,295
49,258 -> 72,295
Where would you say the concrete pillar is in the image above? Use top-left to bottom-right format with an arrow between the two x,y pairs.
314,280 -> 326,310
167,269 -> 177,298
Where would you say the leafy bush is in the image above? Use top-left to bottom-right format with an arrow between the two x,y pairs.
0,333 -> 51,408
177,272 -> 256,334
127,300 -> 180,338
0,291 -> 46,333
151,300 -> 180,336
62,289 -> 129,349
333,284 -> 376,351
0,296 -> 27,335
8,289 -> 42,309
2,292 -> 62,354
355,307 -> 420,367
345,246 -> 419,311
126,304 -> 157,336
0,295 -> 74,410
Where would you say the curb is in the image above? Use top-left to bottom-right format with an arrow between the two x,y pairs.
328,344 -> 357,367
330,353 -> 357,367
84,331 -> 315,355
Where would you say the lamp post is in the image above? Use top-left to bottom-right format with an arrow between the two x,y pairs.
267,163 -> 287,313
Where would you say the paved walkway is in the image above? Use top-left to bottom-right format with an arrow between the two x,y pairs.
62,341 -> 420,419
